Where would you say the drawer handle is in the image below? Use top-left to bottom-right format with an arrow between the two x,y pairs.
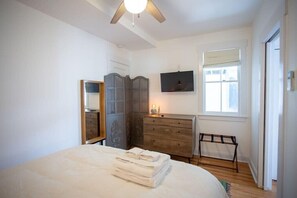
152,128 -> 155,131
178,122 -> 181,124
151,139 -> 155,143
153,120 -> 155,122
177,131 -> 180,133
177,143 -> 180,146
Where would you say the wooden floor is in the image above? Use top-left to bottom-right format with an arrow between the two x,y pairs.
172,156 -> 276,198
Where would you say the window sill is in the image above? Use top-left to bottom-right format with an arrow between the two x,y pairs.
197,113 -> 248,122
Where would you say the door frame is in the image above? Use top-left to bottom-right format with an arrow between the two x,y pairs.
258,22 -> 283,189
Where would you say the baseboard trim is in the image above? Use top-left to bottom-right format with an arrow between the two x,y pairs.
249,160 -> 258,185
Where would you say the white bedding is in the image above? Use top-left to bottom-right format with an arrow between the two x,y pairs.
0,145 -> 228,198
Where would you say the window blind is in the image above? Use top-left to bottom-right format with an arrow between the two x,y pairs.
203,48 -> 240,66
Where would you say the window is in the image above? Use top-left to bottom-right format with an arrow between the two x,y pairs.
203,48 -> 241,114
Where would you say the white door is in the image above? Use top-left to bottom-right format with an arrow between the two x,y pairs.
264,31 -> 280,190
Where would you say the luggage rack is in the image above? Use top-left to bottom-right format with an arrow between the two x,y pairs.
198,133 -> 239,172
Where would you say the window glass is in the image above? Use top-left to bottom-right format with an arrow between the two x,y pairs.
222,82 -> 238,112
204,68 -> 221,82
222,66 -> 238,81
205,83 -> 221,112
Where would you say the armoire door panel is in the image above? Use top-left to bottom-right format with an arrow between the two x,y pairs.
106,102 -> 115,115
140,102 -> 148,113
132,90 -> 140,101
131,113 -> 145,146
140,79 -> 148,89
104,73 -> 127,149
132,102 -> 140,112
105,115 -> 126,149
105,75 -> 114,87
116,101 -> 125,114
125,112 -> 131,148
106,89 -> 115,101
115,75 -> 124,87
132,79 -> 140,89
115,88 -> 124,101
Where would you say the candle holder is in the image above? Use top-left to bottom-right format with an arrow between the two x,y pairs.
151,104 -> 157,114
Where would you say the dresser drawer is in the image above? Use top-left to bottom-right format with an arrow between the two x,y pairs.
144,117 -> 192,128
86,112 -> 98,119
143,117 -> 162,125
86,125 -> 99,140
143,125 -> 192,141
144,135 -> 192,157
86,119 -> 97,126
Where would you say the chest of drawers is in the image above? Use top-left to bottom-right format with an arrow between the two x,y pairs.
85,112 -> 100,140
143,114 -> 196,158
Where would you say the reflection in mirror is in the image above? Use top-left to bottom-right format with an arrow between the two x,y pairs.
84,82 -> 100,111
80,80 -> 105,144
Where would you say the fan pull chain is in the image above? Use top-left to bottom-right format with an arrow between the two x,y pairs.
132,14 -> 135,27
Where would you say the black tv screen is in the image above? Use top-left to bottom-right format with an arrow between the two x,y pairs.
85,82 -> 99,93
160,71 -> 194,92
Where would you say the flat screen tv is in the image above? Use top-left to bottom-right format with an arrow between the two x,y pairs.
160,71 -> 194,92
85,82 -> 99,93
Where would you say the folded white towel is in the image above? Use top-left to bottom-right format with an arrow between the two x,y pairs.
116,152 -> 170,170
139,150 -> 160,162
112,163 -> 171,188
113,157 -> 169,178
125,147 -> 143,159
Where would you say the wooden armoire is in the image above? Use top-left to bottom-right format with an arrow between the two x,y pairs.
104,73 -> 149,149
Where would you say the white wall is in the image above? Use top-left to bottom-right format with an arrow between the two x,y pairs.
281,0 -> 297,196
0,0 -> 130,169
250,0 -> 283,185
130,27 -> 252,162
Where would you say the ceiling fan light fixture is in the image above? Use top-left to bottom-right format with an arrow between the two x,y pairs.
124,0 -> 148,14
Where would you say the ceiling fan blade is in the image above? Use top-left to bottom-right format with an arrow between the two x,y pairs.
146,0 -> 166,23
110,1 -> 126,24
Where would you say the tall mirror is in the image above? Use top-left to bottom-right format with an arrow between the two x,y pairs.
80,80 -> 105,144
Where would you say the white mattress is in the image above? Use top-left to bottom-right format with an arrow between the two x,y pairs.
0,145 -> 228,198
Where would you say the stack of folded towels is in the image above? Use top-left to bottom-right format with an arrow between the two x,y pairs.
112,147 -> 171,188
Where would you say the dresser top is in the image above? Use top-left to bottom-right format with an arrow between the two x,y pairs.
144,114 -> 196,120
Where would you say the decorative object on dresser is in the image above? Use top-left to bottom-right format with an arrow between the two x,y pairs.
143,114 -> 196,162
80,80 -> 106,145
104,73 -> 149,149
150,104 -> 157,114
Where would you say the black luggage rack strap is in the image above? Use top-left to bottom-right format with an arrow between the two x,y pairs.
198,133 -> 239,172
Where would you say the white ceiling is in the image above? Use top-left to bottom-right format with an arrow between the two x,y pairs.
17,0 -> 263,50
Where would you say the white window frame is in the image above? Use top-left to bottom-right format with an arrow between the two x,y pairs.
197,40 -> 248,118
202,63 -> 241,115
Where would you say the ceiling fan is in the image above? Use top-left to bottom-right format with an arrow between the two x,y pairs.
110,0 -> 166,24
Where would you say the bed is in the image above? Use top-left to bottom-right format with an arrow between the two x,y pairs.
0,145 -> 228,198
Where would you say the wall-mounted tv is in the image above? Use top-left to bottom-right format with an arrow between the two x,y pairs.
85,82 -> 99,93
160,71 -> 194,92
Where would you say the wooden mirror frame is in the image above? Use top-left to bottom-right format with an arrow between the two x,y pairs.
80,80 -> 106,144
